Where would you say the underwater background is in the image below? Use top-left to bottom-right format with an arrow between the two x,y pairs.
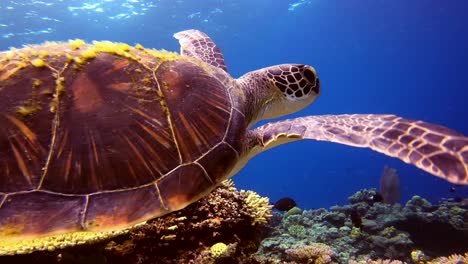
1,0 -> 467,210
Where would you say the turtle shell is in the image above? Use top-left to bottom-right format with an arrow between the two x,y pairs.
0,41 -> 246,239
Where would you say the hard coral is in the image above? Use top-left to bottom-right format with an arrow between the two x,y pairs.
411,249 -> 428,263
348,259 -> 403,264
348,252 -> 468,264
241,190 -> 273,225
285,207 -> 303,218
428,252 -> 468,264
285,243 -> 336,264
210,242 -> 228,258
287,225 -> 307,238
258,189 -> 468,263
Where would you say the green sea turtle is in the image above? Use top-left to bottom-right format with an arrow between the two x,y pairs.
0,29 -> 467,255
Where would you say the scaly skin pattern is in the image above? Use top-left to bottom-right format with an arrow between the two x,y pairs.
0,40 -> 246,254
250,114 -> 468,185
174,29 -> 228,72
236,64 -> 320,127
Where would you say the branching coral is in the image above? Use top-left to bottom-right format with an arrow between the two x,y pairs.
428,252 -> 468,263
285,243 -> 336,264
240,190 -> 273,225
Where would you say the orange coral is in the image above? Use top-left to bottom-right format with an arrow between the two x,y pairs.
428,252 -> 468,263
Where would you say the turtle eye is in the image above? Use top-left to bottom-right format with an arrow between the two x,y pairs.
299,66 -> 319,98
303,67 -> 316,83
269,64 -> 319,100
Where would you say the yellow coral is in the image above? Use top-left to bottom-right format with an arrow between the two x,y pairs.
92,41 -> 131,57
2,50 -> 15,62
33,79 -> 42,87
144,48 -> 180,61
73,56 -> 84,65
81,48 -> 97,59
66,53 -> 74,63
220,179 -> 235,189
39,50 -> 49,58
210,242 -> 227,258
31,58 -> 45,67
16,105 -> 41,116
381,226 -> 396,238
351,226 -> 361,239
134,43 -> 144,50
69,39 -> 86,49
411,249 -> 427,264
0,225 -> 138,256
241,190 -> 273,225
56,77 -> 65,94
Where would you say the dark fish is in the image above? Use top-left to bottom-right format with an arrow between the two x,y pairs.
371,192 -> 384,204
365,192 -> 383,206
450,186 -> 456,193
272,197 -> 297,211
379,166 -> 400,204
350,210 -> 362,229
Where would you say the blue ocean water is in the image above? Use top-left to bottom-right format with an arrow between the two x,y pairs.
1,0 -> 467,209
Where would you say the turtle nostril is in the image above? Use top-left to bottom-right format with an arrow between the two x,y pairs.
303,67 -> 316,83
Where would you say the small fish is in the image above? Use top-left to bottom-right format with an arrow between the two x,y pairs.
272,197 -> 297,211
450,186 -> 456,193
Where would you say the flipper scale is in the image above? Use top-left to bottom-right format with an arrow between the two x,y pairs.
251,114 -> 468,185
173,29 -> 227,72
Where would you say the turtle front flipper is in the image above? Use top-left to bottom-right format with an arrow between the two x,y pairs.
173,29 -> 227,72
245,114 -> 468,185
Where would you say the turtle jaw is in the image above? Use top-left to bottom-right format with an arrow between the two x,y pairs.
259,82 -> 320,121
237,64 -> 320,127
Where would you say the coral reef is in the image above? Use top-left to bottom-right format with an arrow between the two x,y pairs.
257,188 -> 468,263
0,185 -> 466,264
0,180 -> 273,264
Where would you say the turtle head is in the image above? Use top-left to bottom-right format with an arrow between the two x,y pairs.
238,64 -> 320,127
